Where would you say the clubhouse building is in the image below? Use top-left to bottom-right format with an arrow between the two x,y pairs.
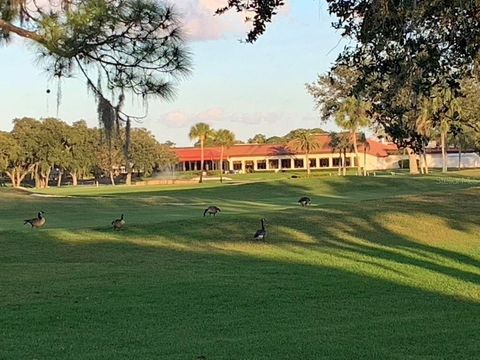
172,134 -> 480,173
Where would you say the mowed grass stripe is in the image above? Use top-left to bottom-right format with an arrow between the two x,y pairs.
1,175 -> 480,359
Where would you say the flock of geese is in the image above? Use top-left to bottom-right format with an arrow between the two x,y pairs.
23,196 -> 312,242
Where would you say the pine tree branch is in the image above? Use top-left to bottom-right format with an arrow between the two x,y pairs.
0,19 -> 45,44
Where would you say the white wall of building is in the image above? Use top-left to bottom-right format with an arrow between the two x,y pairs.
425,153 -> 480,169
180,151 -> 480,173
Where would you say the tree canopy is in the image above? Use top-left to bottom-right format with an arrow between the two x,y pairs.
0,118 -> 177,187
220,1 -> 480,152
0,0 -> 191,138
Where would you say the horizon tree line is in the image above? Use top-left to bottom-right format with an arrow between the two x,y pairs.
0,118 -> 178,188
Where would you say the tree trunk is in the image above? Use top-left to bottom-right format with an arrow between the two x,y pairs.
199,138 -> 204,183
34,164 -> 50,188
16,164 -> 35,187
363,149 -> 367,176
338,152 -> 342,175
34,164 -> 40,188
71,171 -> 78,186
352,132 -> 361,175
423,148 -> 429,174
423,153 -> 429,174
220,146 -> 224,183
57,170 -> 63,187
342,149 -> 347,176
458,143 -> 462,170
305,151 -> 310,176
6,171 -> 16,187
126,172 -> 132,185
109,171 -> 115,185
441,130 -> 447,173
407,148 -> 419,174
44,168 -> 51,188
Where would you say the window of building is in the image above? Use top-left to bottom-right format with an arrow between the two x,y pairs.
319,158 -> 329,167
233,161 -> 242,170
294,159 -> 304,168
281,159 -> 292,169
256,160 -> 267,170
332,158 -> 341,167
309,158 -> 317,168
345,157 -> 351,167
269,159 -> 279,169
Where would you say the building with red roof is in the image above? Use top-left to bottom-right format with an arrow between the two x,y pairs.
173,134 -> 403,173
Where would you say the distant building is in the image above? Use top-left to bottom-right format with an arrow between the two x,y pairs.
173,133 -> 480,173
173,134 -> 393,173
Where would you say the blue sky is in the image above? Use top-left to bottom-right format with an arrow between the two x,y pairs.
0,0 -> 345,146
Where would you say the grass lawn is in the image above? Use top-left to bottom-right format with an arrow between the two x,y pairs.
1,173 -> 480,359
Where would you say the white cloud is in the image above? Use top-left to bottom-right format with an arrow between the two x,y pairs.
196,107 -> 225,122
160,107 -> 225,128
176,0 -> 290,42
175,0 -> 246,41
230,112 -> 281,125
160,108 -> 283,128
163,111 -> 190,128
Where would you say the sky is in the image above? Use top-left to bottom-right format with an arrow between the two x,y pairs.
0,0 -> 345,146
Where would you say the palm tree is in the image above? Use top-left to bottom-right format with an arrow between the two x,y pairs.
358,132 -> 370,176
329,132 -> 342,175
189,122 -> 213,183
213,129 -> 236,183
329,132 -> 351,176
288,130 -> 321,176
433,88 -> 461,173
335,96 -> 371,175
416,98 -> 433,174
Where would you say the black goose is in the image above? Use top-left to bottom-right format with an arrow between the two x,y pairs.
298,196 -> 311,207
253,218 -> 267,241
203,206 -> 221,217
112,214 -> 125,230
24,211 -> 46,228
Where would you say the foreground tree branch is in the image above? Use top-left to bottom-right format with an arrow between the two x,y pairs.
1,0 -> 191,140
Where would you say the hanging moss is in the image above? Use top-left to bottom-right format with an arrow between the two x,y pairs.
56,77 -> 62,117
124,117 -> 131,157
97,96 -> 116,143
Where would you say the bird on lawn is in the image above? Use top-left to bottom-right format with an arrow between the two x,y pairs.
253,218 -> 267,241
24,211 -> 46,228
298,196 -> 311,207
112,214 -> 125,230
203,206 -> 221,217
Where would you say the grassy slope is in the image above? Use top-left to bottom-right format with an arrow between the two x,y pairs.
1,174 -> 480,359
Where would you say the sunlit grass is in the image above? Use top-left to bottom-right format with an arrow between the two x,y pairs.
1,174 -> 480,359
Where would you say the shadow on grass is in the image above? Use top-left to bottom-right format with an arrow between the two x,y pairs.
1,225 -> 480,359
1,175 -> 480,358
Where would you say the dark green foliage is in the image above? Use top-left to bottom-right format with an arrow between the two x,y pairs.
247,133 -> 267,144
221,1 -> 480,151
0,118 -> 177,187
332,1 -> 480,150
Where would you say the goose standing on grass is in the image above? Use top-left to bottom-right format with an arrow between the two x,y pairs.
24,211 -> 46,228
253,218 -> 267,241
112,214 -> 125,230
203,206 -> 221,217
298,196 -> 311,207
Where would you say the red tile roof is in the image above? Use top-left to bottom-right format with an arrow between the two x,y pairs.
174,134 -> 398,162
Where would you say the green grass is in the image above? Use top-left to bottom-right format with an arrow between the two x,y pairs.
1,173 -> 480,359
